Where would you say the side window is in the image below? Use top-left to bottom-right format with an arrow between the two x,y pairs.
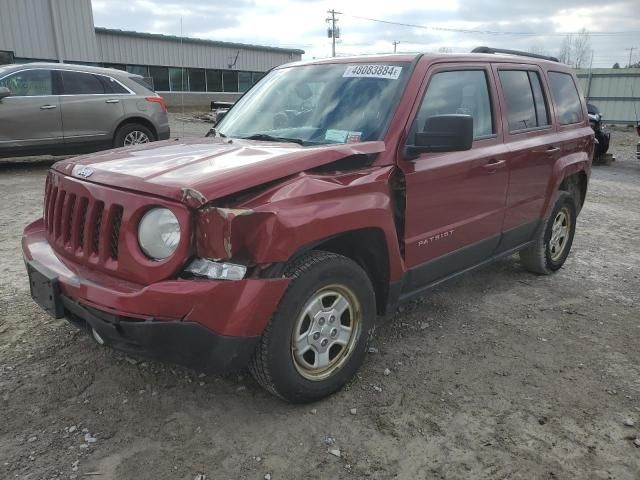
416,70 -> 494,139
61,71 -> 105,95
499,70 -> 550,132
0,70 -> 52,96
548,72 -> 583,125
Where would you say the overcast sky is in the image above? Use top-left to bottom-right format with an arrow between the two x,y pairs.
91,0 -> 640,68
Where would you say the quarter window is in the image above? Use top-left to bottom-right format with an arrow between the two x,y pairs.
548,72 -> 583,125
61,71 -> 105,95
0,70 -> 52,96
416,70 -> 494,139
499,70 -> 551,132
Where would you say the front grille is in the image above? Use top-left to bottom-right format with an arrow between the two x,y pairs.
43,180 -> 123,262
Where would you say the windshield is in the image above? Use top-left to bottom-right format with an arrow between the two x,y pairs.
218,62 -> 411,145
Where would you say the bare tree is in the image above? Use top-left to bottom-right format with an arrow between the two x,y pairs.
558,28 -> 593,68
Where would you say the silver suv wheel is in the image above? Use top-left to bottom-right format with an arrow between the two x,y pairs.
123,130 -> 150,145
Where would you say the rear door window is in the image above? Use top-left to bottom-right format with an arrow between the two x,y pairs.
61,71 -> 105,95
499,70 -> 551,132
548,72 -> 583,125
0,69 -> 53,96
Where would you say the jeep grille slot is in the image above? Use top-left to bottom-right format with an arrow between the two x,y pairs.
92,202 -> 104,255
77,198 -> 89,250
63,194 -> 76,245
109,205 -> 123,260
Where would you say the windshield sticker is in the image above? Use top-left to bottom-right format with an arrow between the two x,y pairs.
346,132 -> 362,143
325,129 -> 349,143
343,65 -> 402,80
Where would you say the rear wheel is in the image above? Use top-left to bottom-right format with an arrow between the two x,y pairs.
519,191 -> 577,274
249,251 -> 376,403
113,123 -> 154,148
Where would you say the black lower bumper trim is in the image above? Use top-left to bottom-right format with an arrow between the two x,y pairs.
61,296 -> 259,374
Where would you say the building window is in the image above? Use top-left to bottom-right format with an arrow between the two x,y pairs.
252,72 -> 265,85
222,70 -> 238,92
188,69 -> 206,92
169,67 -> 188,91
149,66 -> 170,91
103,63 -> 127,71
206,70 -> 223,92
238,71 -> 252,93
0,50 -> 14,65
126,65 -> 149,77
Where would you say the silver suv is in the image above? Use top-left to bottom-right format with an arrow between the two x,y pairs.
0,63 -> 170,158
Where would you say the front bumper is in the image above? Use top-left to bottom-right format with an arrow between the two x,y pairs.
62,294 -> 258,372
23,218 -> 289,372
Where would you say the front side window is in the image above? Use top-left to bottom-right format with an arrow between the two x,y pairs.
415,70 -> 494,139
548,72 -> 583,125
61,71 -> 105,95
218,62 -> 411,145
0,69 -> 52,96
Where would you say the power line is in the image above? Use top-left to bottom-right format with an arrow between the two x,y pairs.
341,13 -> 640,37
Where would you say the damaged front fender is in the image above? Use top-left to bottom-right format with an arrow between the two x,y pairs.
196,206 -> 276,260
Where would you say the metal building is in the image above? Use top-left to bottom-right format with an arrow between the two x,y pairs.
576,68 -> 640,125
0,0 -> 304,105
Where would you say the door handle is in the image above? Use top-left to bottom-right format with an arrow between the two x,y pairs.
545,147 -> 561,155
105,99 -> 120,104
483,159 -> 506,170
40,105 -> 57,110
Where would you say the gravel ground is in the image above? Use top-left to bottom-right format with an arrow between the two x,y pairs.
1,124 -> 639,480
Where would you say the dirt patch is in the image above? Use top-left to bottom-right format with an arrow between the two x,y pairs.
1,126 -> 639,479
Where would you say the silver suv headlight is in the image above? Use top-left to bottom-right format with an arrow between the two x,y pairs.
138,207 -> 181,260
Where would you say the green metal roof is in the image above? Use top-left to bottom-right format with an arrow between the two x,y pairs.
94,27 -> 305,55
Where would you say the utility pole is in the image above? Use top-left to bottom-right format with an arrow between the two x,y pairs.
326,9 -> 341,57
625,47 -> 637,67
392,41 -> 400,53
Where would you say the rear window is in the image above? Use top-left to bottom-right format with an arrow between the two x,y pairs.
499,70 -> 549,132
548,72 -> 583,125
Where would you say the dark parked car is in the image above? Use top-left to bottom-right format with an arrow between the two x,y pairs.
23,48 -> 593,402
0,63 -> 170,158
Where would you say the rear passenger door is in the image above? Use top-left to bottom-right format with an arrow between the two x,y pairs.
59,70 -> 125,148
493,64 -> 557,250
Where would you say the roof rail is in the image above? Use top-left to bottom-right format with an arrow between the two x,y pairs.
471,46 -> 559,63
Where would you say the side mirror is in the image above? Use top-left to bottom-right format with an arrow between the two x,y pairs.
0,87 -> 10,100
406,114 -> 473,159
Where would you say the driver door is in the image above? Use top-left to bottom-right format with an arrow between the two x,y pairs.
399,64 -> 509,292
0,68 -> 63,155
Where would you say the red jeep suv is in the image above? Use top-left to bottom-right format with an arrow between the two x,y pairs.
23,47 -> 593,403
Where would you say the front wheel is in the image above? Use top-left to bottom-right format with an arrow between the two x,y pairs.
249,251 -> 376,403
519,191 -> 577,274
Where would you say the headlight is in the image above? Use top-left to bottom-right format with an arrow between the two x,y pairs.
138,208 -> 181,260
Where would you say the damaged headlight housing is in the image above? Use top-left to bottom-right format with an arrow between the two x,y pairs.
184,258 -> 247,281
138,208 -> 181,260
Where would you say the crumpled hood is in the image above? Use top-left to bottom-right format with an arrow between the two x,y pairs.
54,138 -> 386,207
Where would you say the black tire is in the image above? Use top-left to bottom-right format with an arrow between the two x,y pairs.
113,123 -> 155,148
249,251 -> 376,403
519,191 -> 577,275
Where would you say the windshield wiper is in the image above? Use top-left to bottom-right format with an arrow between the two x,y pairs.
240,134 -> 306,146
